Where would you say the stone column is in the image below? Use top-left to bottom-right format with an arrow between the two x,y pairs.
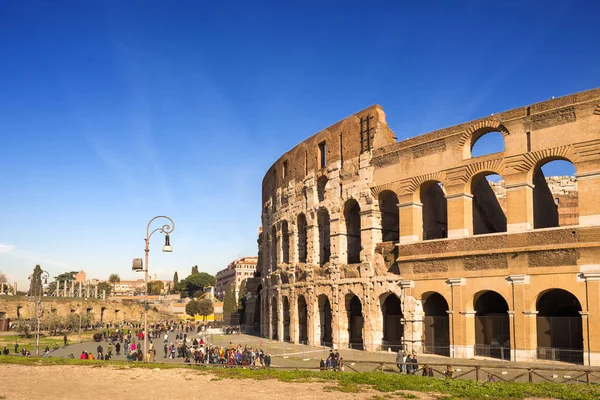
583,272 -> 600,366
446,278 -> 470,358
266,291 -> 273,339
306,216 -> 318,265
78,281 -> 82,298
398,195 -> 422,244
306,289 -> 317,347
445,192 -> 473,238
577,171 -> 600,227
13,282 -> 17,295
508,274 -> 532,362
288,227 -> 296,265
70,281 -> 74,297
329,211 -> 342,265
277,292 -> 284,342
505,176 -> 534,232
360,206 -> 380,263
55,281 -> 60,297
94,285 -> 98,299
102,290 -> 106,300
290,292 -> 299,344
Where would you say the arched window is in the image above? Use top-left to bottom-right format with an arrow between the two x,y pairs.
317,208 -> 331,266
471,131 -> 505,157
471,173 -> 507,235
317,176 -> 328,203
379,191 -> 399,242
298,295 -> 308,344
423,292 -> 450,356
381,293 -> 403,351
271,297 -> 278,341
533,159 -> 577,229
474,291 -> 510,360
536,289 -> 583,364
281,221 -> 290,264
421,181 -> 447,240
297,214 -> 307,263
346,294 -> 364,350
344,199 -> 361,264
271,225 -> 277,271
318,295 -> 333,346
282,296 -> 291,342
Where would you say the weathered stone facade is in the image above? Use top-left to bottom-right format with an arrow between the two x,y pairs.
252,88 -> 600,365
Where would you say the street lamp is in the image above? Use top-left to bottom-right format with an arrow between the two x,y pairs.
133,216 -> 174,361
28,268 -> 50,357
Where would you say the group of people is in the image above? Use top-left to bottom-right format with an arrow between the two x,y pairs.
396,350 -> 420,374
319,349 -> 344,371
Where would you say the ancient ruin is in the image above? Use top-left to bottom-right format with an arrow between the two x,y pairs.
245,88 -> 600,366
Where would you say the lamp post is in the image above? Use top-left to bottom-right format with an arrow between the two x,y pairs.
137,216 -> 174,361
28,268 -> 50,357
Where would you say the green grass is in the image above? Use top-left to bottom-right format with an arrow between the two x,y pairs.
1,356 -> 599,399
0,330 -> 103,350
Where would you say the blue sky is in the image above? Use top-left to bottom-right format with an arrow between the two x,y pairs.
1,1 -> 598,290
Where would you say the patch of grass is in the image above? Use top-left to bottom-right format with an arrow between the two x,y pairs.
397,392 -> 418,399
1,356 -> 600,399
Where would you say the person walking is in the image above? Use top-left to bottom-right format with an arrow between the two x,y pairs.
115,342 -> 121,356
63,335 -> 68,347
164,344 -> 168,358
97,344 -> 103,360
395,349 -> 403,372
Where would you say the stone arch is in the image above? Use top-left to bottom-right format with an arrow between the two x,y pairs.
16,305 -> 22,319
282,296 -> 291,342
281,220 -> 290,264
344,199 -> 362,264
460,120 -> 509,158
297,213 -> 307,263
379,292 -> 403,351
471,131 -> 505,158
422,292 -> 450,356
420,180 -> 447,240
297,294 -> 308,344
532,157 -> 578,229
474,290 -> 511,360
378,190 -> 399,242
536,288 -> 583,364
470,171 -> 507,235
100,307 -> 106,323
317,207 -> 331,266
317,294 -> 333,346
345,293 -> 364,350
271,296 -> 278,340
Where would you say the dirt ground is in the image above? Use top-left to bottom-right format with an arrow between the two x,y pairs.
0,364 -> 439,400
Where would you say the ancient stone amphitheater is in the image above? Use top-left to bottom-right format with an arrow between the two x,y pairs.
245,88 -> 600,366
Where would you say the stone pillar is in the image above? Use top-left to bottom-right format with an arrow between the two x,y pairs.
306,217 -> 318,265
399,280 -> 423,354
583,272 -> 600,366
306,289 -> 317,347
508,274 -> 532,362
266,292 -> 273,339
577,171 -> 600,226
56,281 -> 60,297
446,192 -> 473,238
329,211 -> 342,265
13,282 -> 17,295
331,284 -> 340,349
70,281 -> 74,297
290,292 -> 298,344
78,281 -> 82,298
360,207 -> 380,263
102,290 -> 106,300
523,311 -> 538,361
505,179 -> 534,233
94,285 -> 98,299
277,292 -> 284,342
446,278 -> 471,358
398,195 -> 422,244
288,227 -> 296,265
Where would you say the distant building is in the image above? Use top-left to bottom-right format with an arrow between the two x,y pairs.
113,275 -> 173,297
75,270 -> 86,283
215,256 -> 258,301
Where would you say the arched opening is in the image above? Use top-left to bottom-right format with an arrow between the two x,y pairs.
346,294 -> 364,350
297,214 -> 307,263
271,297 -> 278,340
471,131 -> 505,158
318,294 -> 333,346
379,191 -> 399,242
317,208 -> 331,266
474,291 -> 511,360
536,289 -> 583,364
271,225 -> 277,270
533,159 -> 578,229
16,306 -> 22,319
423,292 -> 450,356
471,173 -> 507,235
298,295 -> 308,344
344,199 -> 362,264
282,296 -> 291,342
317,176 -> 328,203
100,307 -> 106,323
421,181 -> 447,240
281,221 -> 290,264
254,285 -> 262,332
381,293 -> 403,351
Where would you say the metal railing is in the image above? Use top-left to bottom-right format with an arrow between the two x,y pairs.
474,345 -> 511,361
537,347 -> 584,365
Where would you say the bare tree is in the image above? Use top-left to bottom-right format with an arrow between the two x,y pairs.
0,271 -> 7,284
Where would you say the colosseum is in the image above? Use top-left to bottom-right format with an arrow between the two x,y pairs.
244,88 -> 600,366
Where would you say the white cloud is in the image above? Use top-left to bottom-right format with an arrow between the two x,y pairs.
0,244 -> 15,253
